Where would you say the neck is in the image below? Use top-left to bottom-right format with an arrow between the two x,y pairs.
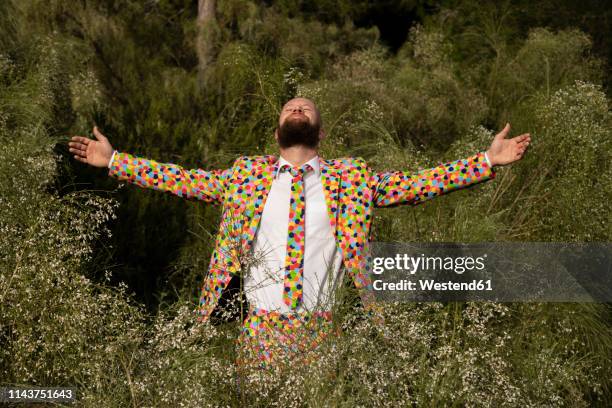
278,146 -> 318,167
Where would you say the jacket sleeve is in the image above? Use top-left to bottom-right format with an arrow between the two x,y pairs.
108,150 -> 231,205
369,151 -> 496,208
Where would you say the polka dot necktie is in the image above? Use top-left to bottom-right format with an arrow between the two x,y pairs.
281,163 -> 313,309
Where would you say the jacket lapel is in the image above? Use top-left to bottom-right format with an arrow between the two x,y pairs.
242,156 -> 276,251
319,158 -> 340,234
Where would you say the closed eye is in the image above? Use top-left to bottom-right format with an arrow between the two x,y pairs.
285,107 -> 311,111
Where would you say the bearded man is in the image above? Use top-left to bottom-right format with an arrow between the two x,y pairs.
68,97 -> 531,369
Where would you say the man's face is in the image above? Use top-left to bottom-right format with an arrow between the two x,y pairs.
276,98 -> 322,149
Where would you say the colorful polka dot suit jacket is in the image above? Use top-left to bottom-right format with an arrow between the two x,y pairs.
108,151 -> 496,321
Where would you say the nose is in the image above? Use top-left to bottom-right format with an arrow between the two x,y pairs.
291,106 -> 304,113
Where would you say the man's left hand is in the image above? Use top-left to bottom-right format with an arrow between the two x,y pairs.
486,123 -> 531,166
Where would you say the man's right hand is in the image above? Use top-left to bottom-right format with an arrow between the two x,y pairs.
69,126 -> 114,168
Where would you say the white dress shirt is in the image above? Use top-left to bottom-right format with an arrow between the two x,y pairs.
245,155 -> 344,313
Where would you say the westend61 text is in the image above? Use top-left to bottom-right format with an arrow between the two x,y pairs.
373,279 -> 493,291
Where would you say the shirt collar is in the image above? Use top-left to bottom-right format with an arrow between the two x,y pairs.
275,154 -> 320,179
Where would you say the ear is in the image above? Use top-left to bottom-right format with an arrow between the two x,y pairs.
318,128 -> 326,142
274,127 -> 279,143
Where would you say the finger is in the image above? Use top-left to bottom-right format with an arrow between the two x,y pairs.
514,134 -> 530,143
68,146 -> 86,156
69,147 -> 88,157
495,122 -> 511,140
93,126 -> 107,141
516,140 -> 529,148
69,142 -> 88,150
74,155 -> 88,163
71,136 -> 91,145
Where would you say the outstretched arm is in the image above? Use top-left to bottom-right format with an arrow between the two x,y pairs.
69,126 -> 230,205
370,123 -> 531,208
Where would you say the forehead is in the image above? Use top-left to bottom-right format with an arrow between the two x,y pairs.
282,98 -> 316,109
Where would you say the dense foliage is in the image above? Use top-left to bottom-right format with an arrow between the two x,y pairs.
1,0 -> 610,406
